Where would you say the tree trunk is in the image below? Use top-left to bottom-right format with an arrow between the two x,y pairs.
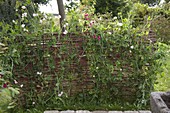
57,0 -> 65,31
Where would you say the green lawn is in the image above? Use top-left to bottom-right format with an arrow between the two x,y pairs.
155,44 -> 170,91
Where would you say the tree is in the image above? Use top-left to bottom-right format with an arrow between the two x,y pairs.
57,0 -> 65,31
94,0 -> 131,17
140,0 -> 160,5
0,0 -> 16,23
0,0 -> 50,23
165,0 -> 170,3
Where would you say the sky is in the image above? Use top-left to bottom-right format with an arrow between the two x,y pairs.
39,0 -> 166,14
39,0 -> 69,14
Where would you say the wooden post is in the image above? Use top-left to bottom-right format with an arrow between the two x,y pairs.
57,0 -> 65,31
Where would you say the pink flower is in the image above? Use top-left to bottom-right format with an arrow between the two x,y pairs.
84,13 -> 88,17
85,18 -> 89,20
98,36 -> 101,40
89,23 -> 93,27
84,13 -> 89,20
93,35 -> 96,39
89,21 -> 95,27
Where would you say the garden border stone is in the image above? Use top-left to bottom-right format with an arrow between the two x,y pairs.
150,92 -> 170,113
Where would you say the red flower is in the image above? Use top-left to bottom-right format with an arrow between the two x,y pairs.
3,83 -> 8,88
116,54 -> 120,58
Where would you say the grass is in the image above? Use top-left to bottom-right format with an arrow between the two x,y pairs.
154,44 -> 170,91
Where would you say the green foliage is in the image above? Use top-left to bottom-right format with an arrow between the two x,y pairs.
0,88 -> 19,113
151,16 -> 170,44
129,3 -> 149,26
129,2 -> 170,44
165,0 -> 170,3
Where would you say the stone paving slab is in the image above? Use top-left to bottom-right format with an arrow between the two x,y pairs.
44,110 -> 151,113
108,111 -> 123,113
92,111 -> 108,113
123,111 -> 138,113
44,111 -> 60,113
60,110 -> 75,113
138,111 -> 151,113
76,110 -> 92,113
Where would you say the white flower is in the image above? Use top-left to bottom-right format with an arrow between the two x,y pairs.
42,18 -> 46,21
78,19 -> 82,23
65,23 -> 68,26
40,20 -> 43,23
44,14 -> 48,19
21,24 -> 25,28
63,30 -> 68,35
32,102 -> 35,105
12,20 -> 17,24
20,84 -> 23,88
90,20 -> 95,24
130,45 -> 134,49
14,80 -> 18,84
33,13 -> 38,17
22,6 -> 26,9
23,28 -> 28,32
63,24 -> 67,28
58,91 -> 63,97
63,23 -> 69,28
96,67 -> 99,69
108,32 -> 112,35
12,20 -> 15,23
117,22 -> 123,26
22,13 -> 27,18
16,9 -> 18,12
58,15 -> 61,19
37,72 -> 42,75
55,15 -> 61,19
113,16 -> 117,20
120,68 -> 122,71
